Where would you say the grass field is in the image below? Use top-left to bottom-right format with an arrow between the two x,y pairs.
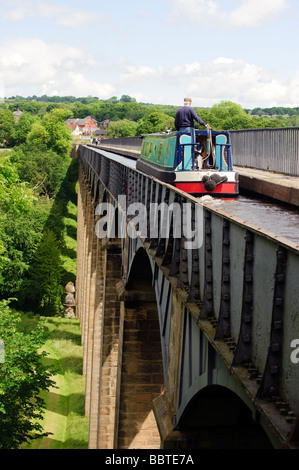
22,316 -> 89,449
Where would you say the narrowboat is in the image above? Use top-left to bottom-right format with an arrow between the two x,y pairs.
136,128 -> 239,197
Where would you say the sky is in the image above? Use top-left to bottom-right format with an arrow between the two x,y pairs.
0,0 -> 298,109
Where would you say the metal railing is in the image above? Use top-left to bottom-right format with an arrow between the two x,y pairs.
97,128 -> 299,176
230,127 -> 299,176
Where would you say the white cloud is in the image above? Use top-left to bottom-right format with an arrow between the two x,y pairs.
0,36 -> 297,107
0,78 -> 5,101
117,57 -> 298,108
119,64 -> 164,81
3,0 -> 33,21
228,0 -> 288,28
3,0 -> 104,28
41,72 -> 115,98
168,0 -> 289,28
37,2 -> 103,28
0,38 -> 115,98
185,58 -> 291,107
288,72 -> 299,104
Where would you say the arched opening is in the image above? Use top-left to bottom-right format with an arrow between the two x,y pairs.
126,247 -> 153,292
117,248 -> 164,449
176,385 -> 273,449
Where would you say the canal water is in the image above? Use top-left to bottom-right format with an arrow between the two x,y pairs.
199,195 -> 299,245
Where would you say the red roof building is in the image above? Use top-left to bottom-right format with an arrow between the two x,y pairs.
66,116 -> 99,135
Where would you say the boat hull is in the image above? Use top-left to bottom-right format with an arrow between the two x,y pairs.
175,170 -> 239,196
175,181 -> 238,196
136,160 -> 239,197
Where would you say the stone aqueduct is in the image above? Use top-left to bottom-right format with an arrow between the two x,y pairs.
75,144 -> 299,449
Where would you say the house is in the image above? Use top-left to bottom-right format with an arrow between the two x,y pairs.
67,123 -> 81,136
94,129 -> 106,137
66,115 -> 100,136
99,119 -> 111,130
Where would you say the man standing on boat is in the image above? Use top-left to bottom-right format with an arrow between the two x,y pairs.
175,97 -> 207,134
175,98 -> 208,169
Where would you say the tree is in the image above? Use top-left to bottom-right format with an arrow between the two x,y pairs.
26,121 -> 50,147
30,230 -> 63,316
0,300 -> 55,448
0,109 -> 15,146
42,108 -> 73,156
208,101 -> 254,130
135,111 -> 175,135
120,95 -> 136,103
14,112 -> 37,145
0,153 -> 38,299
11,144 -> 69,200
106,119 -> 137,138
0,153 -> 34,216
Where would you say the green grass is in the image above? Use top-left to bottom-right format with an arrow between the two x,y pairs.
23,316 -> 89,449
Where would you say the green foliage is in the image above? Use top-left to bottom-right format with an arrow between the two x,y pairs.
4,95 -> 299,135
30,230 -> 63,316
24,108 -> 73,157
11,143 -> 70,200
0,153 -> 34,216
106,119 -> 137,138
120,94 -> 136,103
14,112 -> 38,145
8,101 -> 46,116
42,108 -> 73,156
0,300 -> 55,449
0,152 -> 77,309
0,108 -> 15,146
207,101 -> 254,130
135,111 -> 175,134
0,154 -> 39,299
27,121 -> 50,146
0,204 -> 50,300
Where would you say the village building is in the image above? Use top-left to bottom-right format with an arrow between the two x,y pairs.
66,115 -> 100,136
66,116 -> 112,138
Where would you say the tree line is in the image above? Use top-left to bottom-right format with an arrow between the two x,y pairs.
2,96 -> 299,141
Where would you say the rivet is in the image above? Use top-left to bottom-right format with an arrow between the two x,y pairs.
271,365 -> 280,375
274,320 -> 283,330
272,343 -> 281,353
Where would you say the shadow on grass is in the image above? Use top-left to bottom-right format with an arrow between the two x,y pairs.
42,391 -> 85,418
47,327 -> 82,345
42,356 -> 83,375
32,437 -> 88,450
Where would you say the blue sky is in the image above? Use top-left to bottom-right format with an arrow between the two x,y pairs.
0,0 -> 298,108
